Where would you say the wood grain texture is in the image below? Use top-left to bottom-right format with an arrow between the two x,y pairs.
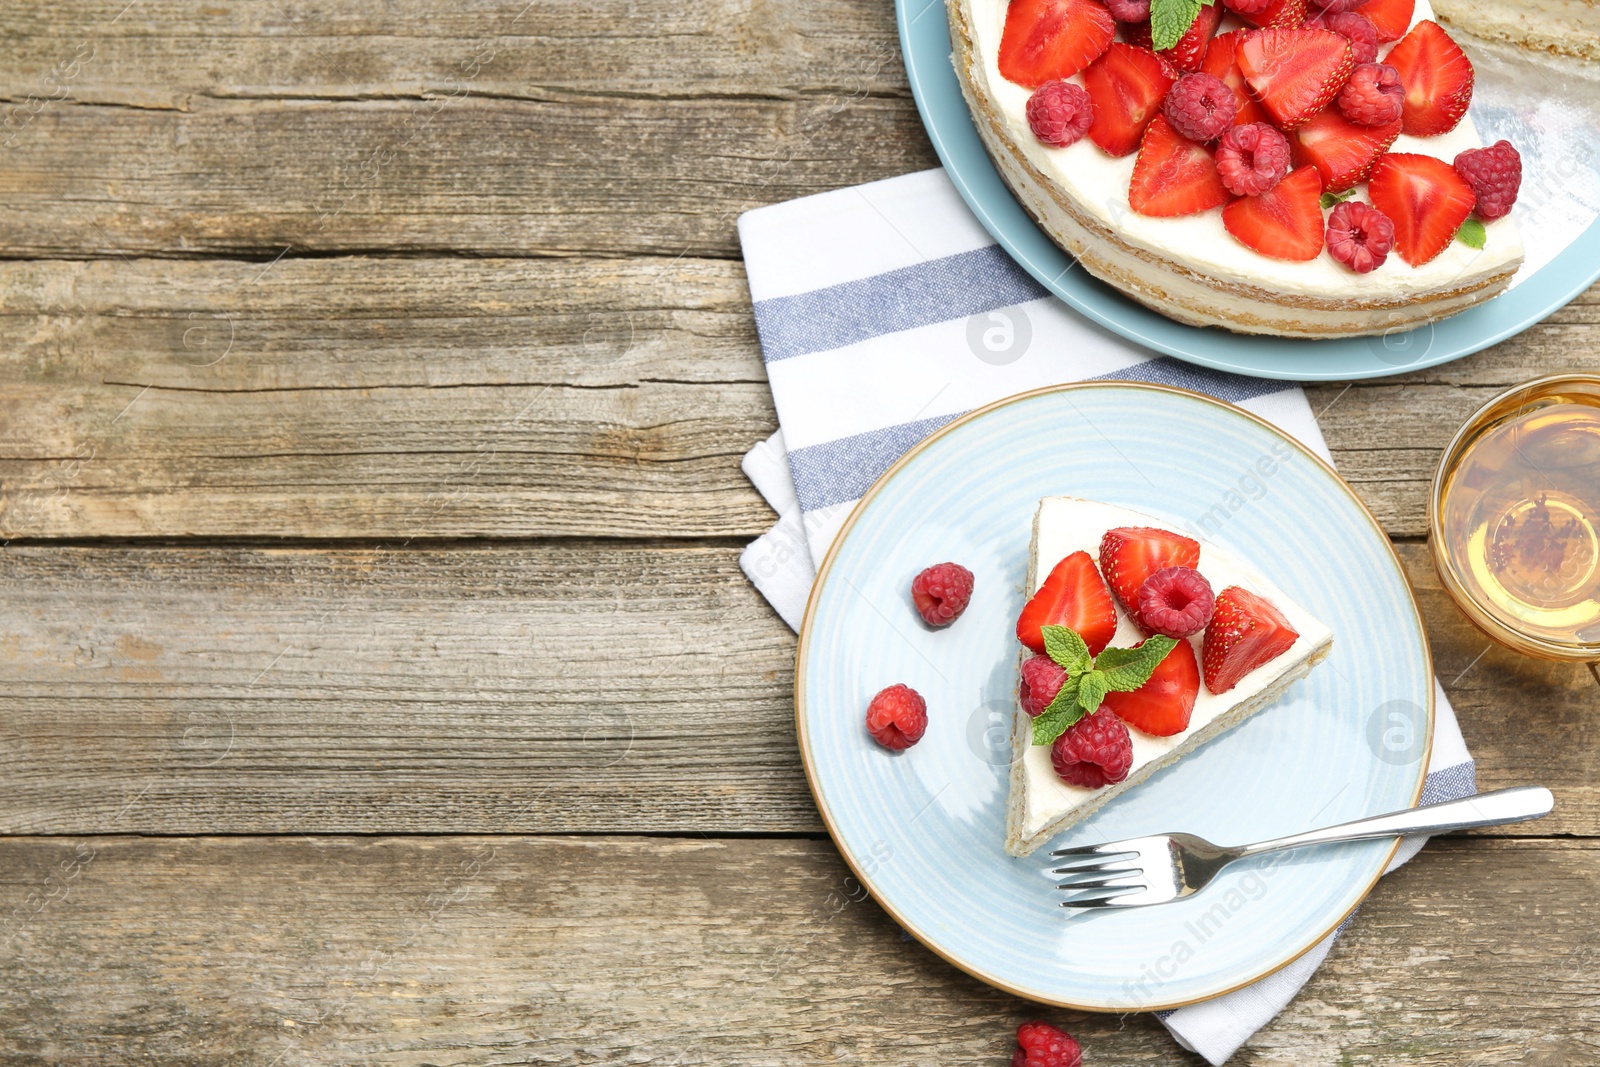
0,541 -> 1592,836
0,833 -> 1594,1066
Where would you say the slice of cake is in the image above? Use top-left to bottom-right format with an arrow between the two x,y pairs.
1004,497 -> 1334,856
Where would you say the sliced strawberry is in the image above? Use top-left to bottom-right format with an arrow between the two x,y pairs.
1016,550 -> 1119,655
1385,19 -> 1474,136
1237,28 -> 1354,130
999,0 -> 1118,88
1201,30 -> 1269,126
1358,0 -> 1414,42
1102,637 -> 1199,736
1099,526 -> 1201,618
1128,115 -> 1231,216
1231,0 -> 1307,29
1158,0 -> 1221,72
1368,152 -> 1475,266
1292,107 -> 1402,192
1222,164 -> 1325,261
1083,42 -> 1177,156
1201,587 -> 1300,694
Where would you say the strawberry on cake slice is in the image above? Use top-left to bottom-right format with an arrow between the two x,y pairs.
1004,497 -> 1334,856
949,0 -> 1526,337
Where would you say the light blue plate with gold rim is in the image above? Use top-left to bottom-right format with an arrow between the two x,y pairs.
795,383 -> 1434,1009
896,0 -> 1600,381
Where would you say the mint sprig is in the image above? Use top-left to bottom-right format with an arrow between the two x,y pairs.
1030,626 -> 1179,746
1320,189 -> 1357,209
1151,0 -> 1215,52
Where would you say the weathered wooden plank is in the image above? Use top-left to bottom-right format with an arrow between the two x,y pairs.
0,834 -> 1593,1065
0,541 -> 1591,836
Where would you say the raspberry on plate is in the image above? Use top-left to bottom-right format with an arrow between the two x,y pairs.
1337,62 -> 1404,126
865,684 -> 928,750
1326,200 -> 1396,273
1050,707 -> 1133,789
1311,10 -> 1378,63
1137,565 -> 1215,638
1215,121 -> 1291,196
1026,81 -> 1094,148
1162,72 -> 1237,142
1019,654 -> 1068,717
1103,0 -> 1148,19
1455,140 -> 1522,221
911,561 -> 975,627
1012,1021 -> 1083,1067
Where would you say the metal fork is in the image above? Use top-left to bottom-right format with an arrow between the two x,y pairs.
1049,785 -> 1554,910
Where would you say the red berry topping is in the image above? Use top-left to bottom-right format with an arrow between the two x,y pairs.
1310,10 -> 1378,63
1083,43 -> 1177,157
1100,526 -> 1201,621
1216,121 -> 1292,196
1201,31 -> 1269,127
1202,587 -> 1300,694
1102,637 -> 1199,736
1231,0 -> 1309,27
1360,0 -> 1414,42
911,561 -> 975,626
1104,0 -> 1148,19
1326,200 -> 1396,273
1385,19 -> 1474,137
1162,72 -> 1237,142
999,0 -> 1116,87
1016,550 -> 1119,655
1455,140 -> 1522,221
1019,654 -> 1068,717
1013,1022 -> 1083,1067
1128,115 -> 1231,218
1158,0 -> 1221,73
1136,566 -> 1216,638
1223,165 -> 1327,261
1309,0 -> 1365,12
1051,707 -> 1133,789
1238,28 -> 1355,131
865,684 -> 928,750
1337,62 -> 1404,126
1223,0 -> 1274,13
1368,152 -> 1477,265
1293,107 -> 1401,191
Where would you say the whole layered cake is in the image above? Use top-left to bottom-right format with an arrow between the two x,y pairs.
950,0 -> 1529,337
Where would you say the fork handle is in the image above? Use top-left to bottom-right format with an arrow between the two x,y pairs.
1236,786 -> 1554,858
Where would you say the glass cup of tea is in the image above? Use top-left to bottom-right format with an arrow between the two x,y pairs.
1429,373 -> 1600,683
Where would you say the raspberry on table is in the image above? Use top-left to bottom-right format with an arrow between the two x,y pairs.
1326,200 -> 1396,273
1019,654 -> 1068,717
1162,73 -> 1236,143
865,684 -> 928,751
1026,81 -> 1095,148
1104,0 -> 1149,19
911,561 -> 975,627
1215,122 -> 1292,196
1137,565 -> 1215,639
1012,1021 -> 1083,1067
1337,62 -> 1403,126
1455,140 -> 1522,221
1314,10 -> 1378,63
1050,707 -> 1133,789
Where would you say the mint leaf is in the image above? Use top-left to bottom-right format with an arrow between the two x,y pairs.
1076,671 -> 1109,715
1320,189 -> 1357,209
1041,625 -> 1091,674
1456,217 -> 1487,249
1089,645 -> 1144,671
1150,0 -> 1208,51
1032,676 -> 1085,745
1098,636 -> 1180,692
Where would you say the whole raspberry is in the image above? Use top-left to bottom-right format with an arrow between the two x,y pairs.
911,562 -> 974,627
1050,707 -> 1133,789
1326,201 -> 1396,273
1012,1022 -> 1083,1067
1162,73 -> 1237,142
1104,0 -> 1149,19
1455,140 -> 1522,221
1215,122 -> 1292,196
1311,11 -> 1378,62
1337,62 -> 1403,126
1137,565 -> 1216,638
1026,81 -> 1094,148
865,684 -> 928,751
1223,0 -> 1274,12
1310,0 -> 1366,11
1018,654 -> 1068,717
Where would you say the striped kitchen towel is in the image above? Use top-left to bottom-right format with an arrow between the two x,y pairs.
735,167 -> 1478,1066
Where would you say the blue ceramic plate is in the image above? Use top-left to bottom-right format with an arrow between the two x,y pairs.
896,0 -> 1600,381
796,383 -> 1434,1009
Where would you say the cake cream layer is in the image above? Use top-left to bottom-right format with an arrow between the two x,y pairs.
1011,498 -> 1333,850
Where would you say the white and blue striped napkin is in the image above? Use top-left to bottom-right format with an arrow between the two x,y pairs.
736,167 -> 1476,1066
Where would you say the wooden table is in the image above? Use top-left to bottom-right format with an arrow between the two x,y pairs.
0,3 -> 1594,1063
